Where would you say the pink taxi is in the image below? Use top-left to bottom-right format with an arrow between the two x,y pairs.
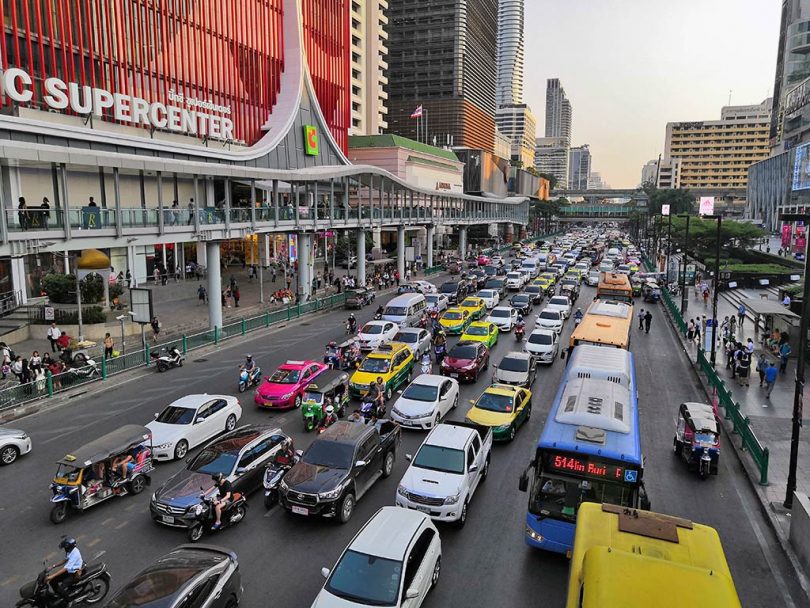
254,360 -> 328,409
477,254 -> 491,266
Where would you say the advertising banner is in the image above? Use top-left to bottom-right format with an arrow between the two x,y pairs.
793,141 -> 810,191
782,224 -> 793,249
699,197 -> 715,216
82,207 -> 101,229
661,204 -> 670,216
288,234 -> 298,262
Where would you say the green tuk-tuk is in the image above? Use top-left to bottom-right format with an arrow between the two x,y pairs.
301,370 -> 350,432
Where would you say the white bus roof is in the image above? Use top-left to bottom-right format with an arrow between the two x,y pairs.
566,345 -> 633,389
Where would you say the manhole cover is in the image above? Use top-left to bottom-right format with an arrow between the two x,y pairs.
193,358 -> 208,363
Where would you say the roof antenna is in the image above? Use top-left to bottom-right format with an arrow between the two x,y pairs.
728,90 -> 732,106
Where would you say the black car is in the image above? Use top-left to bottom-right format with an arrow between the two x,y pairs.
280,420 -> 400,523
439,280 -> 468,304
345,287 -> 376,309
484,278 -> 507,299
466,270 -> 486,290
509,293 -> 533,316
102,544 -> 241,608
524,284 -> 545,304
150,426 -> 288,530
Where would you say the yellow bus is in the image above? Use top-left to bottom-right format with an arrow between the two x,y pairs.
566,503 -> 741,608
596,272 -> 633,304
568,299 -> 633,353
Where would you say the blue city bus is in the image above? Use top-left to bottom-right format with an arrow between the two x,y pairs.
518,344 -> 649,555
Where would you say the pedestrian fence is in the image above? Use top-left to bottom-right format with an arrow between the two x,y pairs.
0,292 -> 350,414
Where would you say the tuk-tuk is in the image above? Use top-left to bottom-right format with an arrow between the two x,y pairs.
630,276 -> 643,297
302,370 -> 350,431
447,260 -> 461,275
673,402 -> 720,480
324,337 -> 362,370
642,280 -> 661,303
50,425 -> 154,523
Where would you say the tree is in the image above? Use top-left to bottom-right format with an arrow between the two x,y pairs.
650,188 -> 694,216
668,216 -> 765,263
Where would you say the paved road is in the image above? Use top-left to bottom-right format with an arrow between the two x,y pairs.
0,279 -> 804,607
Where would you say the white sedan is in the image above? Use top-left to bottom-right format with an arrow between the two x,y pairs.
413,280 -> 438,294
147,394 -> 242,461
391,375 -> 460,430
525,328 -> 560,364
545,295 -> 572,319
425,293 -> 449,312
358,320 -> 399,351
0,427 -> 32,465
535,308 -> 564,334
476,289 -> 500,309
486,306 -> 519,332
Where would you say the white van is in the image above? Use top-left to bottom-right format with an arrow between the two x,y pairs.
521,258 -> 540,278
382,293 -> 427,327
536,253 -> 548,270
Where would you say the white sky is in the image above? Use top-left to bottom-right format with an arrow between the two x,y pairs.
524,0 -> 782,188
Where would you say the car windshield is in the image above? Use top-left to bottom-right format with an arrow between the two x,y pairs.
449,344 -> 478,359
359,358 -> 391,373
105,567 -> 206,608
413,444 -> 465,474
475,392 -> 514,413
460,299 -> 479,308
529,474 -> 634,521
440,283 -> 458,293
549,298 -> 568,306
402,382 -> 439,402
486,280 -> 504,288
529,332 -> 553,345
362,324 -> 386,334
490,309 -> 510,318
393,332 -> 417,344
55,464 -> 82,482
466,325 -> 488,336
303,440 -> 354,469
507,273 -> 520,279
526,286 -> 540,293
269,368 -> 301,384
425,295 -> 439,304
325,550 -> 402,606
189,448 -> 238,476
303,391 -> 324,404
155,406 -> 196,425
512,296 -> 529,303
499,356 -> 529,372
477,291 -> 493,298
384,306 -> 407,316
443,311 -> 462,321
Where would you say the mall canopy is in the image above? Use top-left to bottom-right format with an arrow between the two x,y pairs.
739,298 -> 800,319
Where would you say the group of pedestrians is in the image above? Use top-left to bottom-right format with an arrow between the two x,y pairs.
636,307 -> 653,334
1,343 -> 66,387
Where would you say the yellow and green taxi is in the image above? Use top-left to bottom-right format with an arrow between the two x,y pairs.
628,262 -> 639,274
564,270 -> 581,284
539,271 -> 558,285
439,308 -> 472,335
465,383 -> 532,442
349,342 -> 414,400
460,321 -> 499,348
534,277 -> 554,294
458,297 -> 486,320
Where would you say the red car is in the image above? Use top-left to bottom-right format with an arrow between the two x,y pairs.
478,254 -> 491,266
440,340 -> 490,382
254,360 -> 328,409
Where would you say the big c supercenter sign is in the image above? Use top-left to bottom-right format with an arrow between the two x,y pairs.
0,67 -> 234,141
304,125 -> 319,156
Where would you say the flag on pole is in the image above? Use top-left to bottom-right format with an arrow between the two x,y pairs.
410,105 -> 423,119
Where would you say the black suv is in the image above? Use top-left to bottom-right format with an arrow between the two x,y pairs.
280,420 -> 400,523
103,544 -> 241,607
439,280 -> 468,305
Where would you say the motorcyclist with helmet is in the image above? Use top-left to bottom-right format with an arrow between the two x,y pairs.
211,473 -> 233,530
321,404 -> 339,429
240,354 -> 260,382
574,308 -> 584,325
346,313 -> 358,334
374,304 -> 384,320
47,536 -> 83,602
273,438 -> 296,467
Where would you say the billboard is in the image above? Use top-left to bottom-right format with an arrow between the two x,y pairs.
661,204 -> 670,216
699,197 -> 715,216
793,141 -> 810,191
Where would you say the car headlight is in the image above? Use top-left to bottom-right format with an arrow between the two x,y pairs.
444,493 -> 460,505
280,479 -> 289,492
397,484 -> 408,497
155,442 -> 173,450
319,484 -> 345,500
150,492 -> 157,503
495,424 -> 512,432
282,392 -> 294,399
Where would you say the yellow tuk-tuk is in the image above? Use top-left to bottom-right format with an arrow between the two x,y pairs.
50,425 -> 154,524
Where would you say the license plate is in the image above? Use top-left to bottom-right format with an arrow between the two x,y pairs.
161,515 -> 174,524
451,373 -> 459,378
415,505 -> 431,514
292,505 -> 309,516
401,419 -> 413,426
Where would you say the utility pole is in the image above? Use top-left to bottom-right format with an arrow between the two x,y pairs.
679,214 -> 691,315
706,215 -> 722,366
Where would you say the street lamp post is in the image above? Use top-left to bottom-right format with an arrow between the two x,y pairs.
665,211 -> 672,285
705,215 -> 722,366
780,213 -> 810,509
679,214 -> 691,316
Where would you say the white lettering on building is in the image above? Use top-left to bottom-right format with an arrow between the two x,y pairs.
0,68 -> 234,141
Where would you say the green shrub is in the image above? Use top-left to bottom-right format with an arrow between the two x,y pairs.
41,273 -> 109,304
723,264 -> 795,274
80,274 -> 105,303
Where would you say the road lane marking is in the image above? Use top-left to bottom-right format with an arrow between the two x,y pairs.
114,520 -> 128,529
101,517 -> 115,526
86,538 -> 101,547
0,575 -> 20,587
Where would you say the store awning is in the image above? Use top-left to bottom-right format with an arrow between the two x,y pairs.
740,298 -> 800,318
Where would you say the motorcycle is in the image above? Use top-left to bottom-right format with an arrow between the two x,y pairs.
65,358 -> 100,380
434,343 -> 446,366
187,489 -> 248,543
345,320 -> 357,335
317,415 -> 339,434
238,367 -> 262,393
152,346 -> 184,373
574,313 -> 583,327
360,397 -> 385,422
263,453 -> 299,509
373,312 -> 383,321
515,325 -> 525,342
17,561 -> 111,607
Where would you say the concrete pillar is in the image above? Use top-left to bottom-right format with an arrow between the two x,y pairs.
196,242 -> 208,266
356,228 -> 366,286
206,242 -> 223,330
298,232 -> 312,300
372,225 -> 382,250
505,223 -> 515,244
63,251 -> 70,274
459,226 -> 467,257
427,225 -> 435,268
10,256 -> 27,303
397,225 -> 405,281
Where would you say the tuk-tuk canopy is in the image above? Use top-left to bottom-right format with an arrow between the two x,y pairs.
680,402 -> 718,434
336,337 -> 359,349
304,369 -> 349,393
57,425 -> 151,468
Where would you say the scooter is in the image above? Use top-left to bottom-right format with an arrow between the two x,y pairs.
345,320 -> 357,335
434,343 -> 446,366
66,358 -> 100,380
360,398 -> 385,422
187,489 -> 247,543
515,325 -> 525,342
17,561 -> 111,608
153,346 -> 184,373
263,454 -> 299,509
238,367 -> 262,393
699,447 -> 712,480
373,312 -> 383,321
574,313 -> 583,327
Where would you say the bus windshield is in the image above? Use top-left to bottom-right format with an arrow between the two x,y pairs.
528,473 -> 636,521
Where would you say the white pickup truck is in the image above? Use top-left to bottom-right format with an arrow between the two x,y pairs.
395,421 -> 492,526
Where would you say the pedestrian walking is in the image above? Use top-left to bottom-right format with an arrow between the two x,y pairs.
765,362 -> 778,398
47,322 -> 62,352
170,200 -> 180,226
737,303 -> 746,328
187,198 -> 195,225
150,316 -> 161,343
103,333 -> 114,360
644,310 -> 652,334
197,284 -> 207,304
233,286 -> 240,308
153,267 -> 160,284
736,352 -> 751,387
638,308 -> 645,330
41,196 -> 51,230
687,319 -> 695,342
694,321 -> 701,346
746,338 -> 754,355
161,269 -> 168,286
271,266 -> 277,283
756,353 -> 768,386
779,340 -> 792,374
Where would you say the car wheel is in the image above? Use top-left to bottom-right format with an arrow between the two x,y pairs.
508,425 -> 516,441
83,574 -> 110,604
224,598 -> 239,608
174,440 -> 189,461
225,414 -> 237,432
188,524 -> 205,542
338,492 -> 355,524
457,501 -> 469,527
431,556 -> 441,589
294,394 -> 302,409
382,451 -> 395,478
385,385 -> 393,401
50,501 -> 70,524
0,444 -> 19,465
129,475 -> 147,495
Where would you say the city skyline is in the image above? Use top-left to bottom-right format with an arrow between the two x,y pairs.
524,0 -> 781,188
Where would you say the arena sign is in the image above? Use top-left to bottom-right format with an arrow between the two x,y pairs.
0,67 -> 234,141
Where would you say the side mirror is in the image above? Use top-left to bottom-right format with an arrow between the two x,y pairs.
518,471 -> 529,492
469,399 -> 476,405
321,567 -> 330,579
154,412 -> 160,418
405,588 -> 420,600
355,460 -> 367,468
295,449 -> 304,458
468,464 -> 479,473
195,417 -> 204,424
236,467 -> 247,475
405,453 -> 412,461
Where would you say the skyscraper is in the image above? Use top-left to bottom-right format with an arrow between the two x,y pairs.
545,78 -> 573,144
569,145 -> 591,190
534,137 -> 569,189
386,0 -> 499,152
496,0 -> 525,106
495,104 -> 536,166
350,0 -> 390,136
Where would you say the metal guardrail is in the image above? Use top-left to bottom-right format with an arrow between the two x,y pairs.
0,292 -> 350,414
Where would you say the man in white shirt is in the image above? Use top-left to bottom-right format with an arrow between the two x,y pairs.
48,536 -> 83,602
47,322 -> 62,353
